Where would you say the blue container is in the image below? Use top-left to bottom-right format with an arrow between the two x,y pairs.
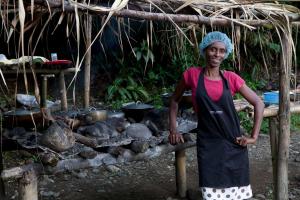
263,91 -> 279,104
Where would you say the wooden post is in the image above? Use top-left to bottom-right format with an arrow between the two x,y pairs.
0,152 -> 6,199
18,170 -> 38,200
175,149 -> 186,198
84,14 -> 92,109
276,29 -> 292,200
59,71 -> 68,111
269,117 -> 278,200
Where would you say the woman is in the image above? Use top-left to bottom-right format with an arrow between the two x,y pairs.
169,31 -> 264,200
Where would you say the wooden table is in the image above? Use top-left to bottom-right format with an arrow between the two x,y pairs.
1,67 -> 78,111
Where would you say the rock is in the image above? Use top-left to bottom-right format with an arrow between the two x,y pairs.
106,117 -> 128,134
73,170 -> 88,179
40,191 -> 60,198
102,154 -> 117,165
40,152 -> 59,166
144,120 -> 160,136
77,124 -> 110,140
130,141 -> 149,153
105,165 -> 121,173
143,108 -> 169,130
40,175 -> 55,186
125,123 -> 152,139
255,194 -> 266,199
79,150 -> 97,159
40,121 -> 75,152
294,156 -> 300,162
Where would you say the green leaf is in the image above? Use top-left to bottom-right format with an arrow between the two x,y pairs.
136,51 -> 142,61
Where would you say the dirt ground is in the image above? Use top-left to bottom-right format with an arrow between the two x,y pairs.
3,132 -> 300,200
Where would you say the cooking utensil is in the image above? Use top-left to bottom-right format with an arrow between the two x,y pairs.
122,102 -> 154,122
3,108 -> 43,128
161,91 -> 193,109
107,111 -> 125,119
85,109 -> 107,122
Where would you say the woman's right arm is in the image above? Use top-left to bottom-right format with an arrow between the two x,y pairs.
169,78 -> 186,145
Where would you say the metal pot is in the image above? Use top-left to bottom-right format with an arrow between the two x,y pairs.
3,109 -> 43,128
107,111 -> 125,119
122,102 -> 154,122
86,109 -> 107,122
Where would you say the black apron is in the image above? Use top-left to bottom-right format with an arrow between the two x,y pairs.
196,68 -> 250,188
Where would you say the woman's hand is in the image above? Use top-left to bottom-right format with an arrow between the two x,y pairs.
236,135 -> 257,147
169,132 -> 184,145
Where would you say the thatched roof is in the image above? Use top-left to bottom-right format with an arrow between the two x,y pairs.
1,0 -> 299,79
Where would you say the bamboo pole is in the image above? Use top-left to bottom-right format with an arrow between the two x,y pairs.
84,14 -> 92,109
269,117 -> 278,200
276,29 -> 292,200
175,149 -> 187,198
18,170 -> 38,200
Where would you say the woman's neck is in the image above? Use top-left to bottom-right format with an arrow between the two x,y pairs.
204,67 -> 220,79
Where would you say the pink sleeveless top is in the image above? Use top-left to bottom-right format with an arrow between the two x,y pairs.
183,67 -> 245,112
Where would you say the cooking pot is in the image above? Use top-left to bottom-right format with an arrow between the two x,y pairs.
107,111 -> 125,119
85,109 -> 107,122
161,91 -> 193,109
3,108 -> 43,128
122,102 -> 154,122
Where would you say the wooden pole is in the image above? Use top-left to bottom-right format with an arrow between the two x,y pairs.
276,29 -> 292,200
59,71 -> 68,111
269,117 -> 278,200
175,149 -> 186,198
84,14 -> 92,109
18,170 -> 38,200
0,152 -> 6,199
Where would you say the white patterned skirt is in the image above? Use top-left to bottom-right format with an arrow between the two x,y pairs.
200,185 -> 252,200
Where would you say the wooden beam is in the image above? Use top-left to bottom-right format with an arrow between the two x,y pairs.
29,1 -> 268,27
84,14 -> 92,109
269,117 -> 278,200
27,0 -> 300,26
175,149 -> 187,198
276,29 -> 292,200
249,104 -> 300,118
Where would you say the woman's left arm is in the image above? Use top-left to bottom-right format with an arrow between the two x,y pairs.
236,84 -> 265,146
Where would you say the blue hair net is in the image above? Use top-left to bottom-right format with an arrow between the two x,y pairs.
199,31 -> 233,59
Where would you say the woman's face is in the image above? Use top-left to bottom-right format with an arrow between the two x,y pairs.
205,41 -> 226,68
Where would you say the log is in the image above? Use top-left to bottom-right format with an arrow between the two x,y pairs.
74,133 -> 98,148
249,104 -> 300,118
276,29 -> 292,200
30,1 -> 270,27
175,149 -> 186,198
29,0 -> 300,26
1,141 -> 196,180
18,169 -> 38,200
1,164 -> 42,181
269,117 -> 278,200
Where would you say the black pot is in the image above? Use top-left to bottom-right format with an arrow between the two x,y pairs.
122,102 -> 154,122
